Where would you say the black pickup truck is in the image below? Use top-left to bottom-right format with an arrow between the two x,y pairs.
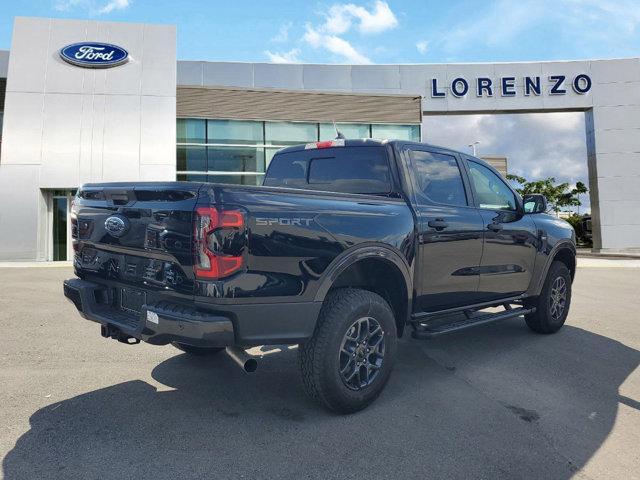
64,139 -> 576,413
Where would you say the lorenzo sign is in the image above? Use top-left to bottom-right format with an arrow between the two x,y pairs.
59,42 -> 129,68
430,74 -> 592,98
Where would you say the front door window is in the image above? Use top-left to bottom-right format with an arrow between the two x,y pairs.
467,160 -> 517,211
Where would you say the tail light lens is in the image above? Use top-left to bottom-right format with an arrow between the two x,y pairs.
304,139 -> 345,150
194,207 -> 244,279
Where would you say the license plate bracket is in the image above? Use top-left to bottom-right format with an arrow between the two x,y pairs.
120,288 -> 146,314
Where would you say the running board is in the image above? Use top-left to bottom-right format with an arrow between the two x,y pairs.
411,295 -> 525,321
411,306 -> 535,339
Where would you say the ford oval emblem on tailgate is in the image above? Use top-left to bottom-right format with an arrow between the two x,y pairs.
104,215 -> 130,237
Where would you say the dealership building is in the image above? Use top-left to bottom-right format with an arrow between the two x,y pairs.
0,16 -> 639,261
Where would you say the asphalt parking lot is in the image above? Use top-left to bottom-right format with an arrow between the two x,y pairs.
1,267 -> 639,480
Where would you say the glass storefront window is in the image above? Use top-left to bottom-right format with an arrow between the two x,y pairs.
207,120 -> 263,145
208,146 -> 264,173
265,122 -> 318,145
176,146 -> 207,171
177,173 -> 208,182
207,174 -> 263,186
177,118 -> 420,186
177,119 -> 206,143
319,123 -> 371,140
371,124 -> 421,142
177,173 -> 262,186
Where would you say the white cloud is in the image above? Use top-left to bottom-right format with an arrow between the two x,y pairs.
99,0 -> 129,14
303,25 -> 372,64
527,111 -> 583,132
270,22 -> 292,43
323,1 -> 398,35
54,0 -> 130,15
264,48 -> 302,63
267,1 -> 396,65
416,40 -> 428,55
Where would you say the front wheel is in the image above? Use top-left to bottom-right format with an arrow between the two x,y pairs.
299,288 -> 397,414
525,261 -> 572,334
171,342 -> 225,356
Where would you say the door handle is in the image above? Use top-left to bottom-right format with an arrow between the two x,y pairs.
487,222 -> 503,232
428,219 -> 449,231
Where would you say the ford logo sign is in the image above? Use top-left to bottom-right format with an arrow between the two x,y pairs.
60,42 -> 129,68
104,215 -> 130,238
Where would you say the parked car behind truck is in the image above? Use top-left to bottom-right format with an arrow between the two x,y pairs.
64,139 -> 576,413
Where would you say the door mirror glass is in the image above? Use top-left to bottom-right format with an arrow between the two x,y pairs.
523,194 -> 548,214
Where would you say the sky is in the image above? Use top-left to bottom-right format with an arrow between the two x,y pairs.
1,0 -> 638,212
1,0 -> 639,63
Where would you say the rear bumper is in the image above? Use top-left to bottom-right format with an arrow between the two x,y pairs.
63,278 -> 234,346
63,278 -> 321,347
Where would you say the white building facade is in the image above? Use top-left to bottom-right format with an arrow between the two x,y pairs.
0,16 -> 639,261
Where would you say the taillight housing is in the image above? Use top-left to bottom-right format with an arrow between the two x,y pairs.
193,207 -> 245,279
304,139 -> 345,150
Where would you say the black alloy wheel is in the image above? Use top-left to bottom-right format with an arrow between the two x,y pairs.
339,316 -> 385,391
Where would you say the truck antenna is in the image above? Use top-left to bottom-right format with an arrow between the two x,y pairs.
333,120 -> 346,140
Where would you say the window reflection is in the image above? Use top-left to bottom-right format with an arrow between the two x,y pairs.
319,123 -> 370,140
176,119 -> 421,186
265,122 -> 317,145
177,146 -> 206,171
372,124 -> 420,142
207,120 -> 263,145
468,161 -> 517,211
176,119 -> 206,143
411,150 -> 467,206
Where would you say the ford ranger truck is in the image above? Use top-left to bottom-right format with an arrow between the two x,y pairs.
64,139 -> 576,413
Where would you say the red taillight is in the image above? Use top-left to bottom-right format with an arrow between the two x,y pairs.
193,207 -> 244,279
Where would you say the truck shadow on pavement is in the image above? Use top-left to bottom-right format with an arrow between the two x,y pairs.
3,322 -> 639,480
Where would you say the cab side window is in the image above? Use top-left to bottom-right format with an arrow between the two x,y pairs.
467,160 -> 517,211
410,150 -> 467,207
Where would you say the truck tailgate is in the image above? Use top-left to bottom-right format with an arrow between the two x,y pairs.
72,183 -> 204,301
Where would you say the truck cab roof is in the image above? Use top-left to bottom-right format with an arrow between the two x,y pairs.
275,139 -> 486,166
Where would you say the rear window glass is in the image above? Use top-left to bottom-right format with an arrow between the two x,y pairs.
263,146 -> 392,194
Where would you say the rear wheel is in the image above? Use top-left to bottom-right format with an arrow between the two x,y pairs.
171,342 -> 225,356
525,261 -> 572,334
299,288 -> 397,414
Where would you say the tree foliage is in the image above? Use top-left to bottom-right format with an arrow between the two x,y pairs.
506,174 -> 588,213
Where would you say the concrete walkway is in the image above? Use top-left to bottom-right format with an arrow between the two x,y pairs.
577,258 -> 640,268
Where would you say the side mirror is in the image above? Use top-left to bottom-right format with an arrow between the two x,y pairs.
523,194 -> 548,214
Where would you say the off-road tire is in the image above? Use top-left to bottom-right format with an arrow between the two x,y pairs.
524,261 -> 572,334
171,342 -> 225,356
299,288 -> 397,414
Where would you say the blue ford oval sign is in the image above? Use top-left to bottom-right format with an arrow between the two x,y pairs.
60,42 -> 129,68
